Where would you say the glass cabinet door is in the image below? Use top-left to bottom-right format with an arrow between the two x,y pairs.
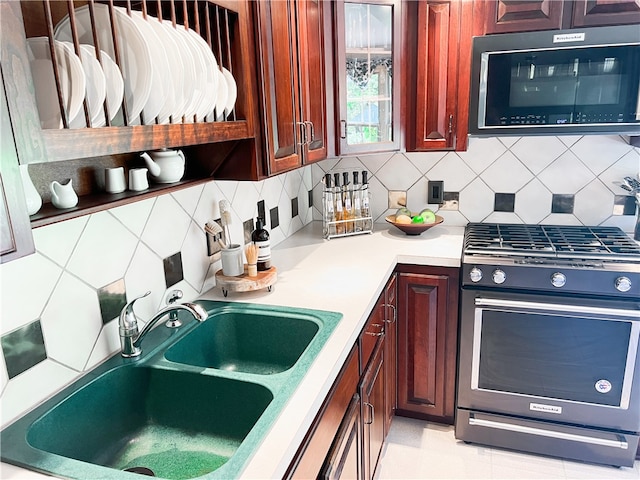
336,0 -> 401,155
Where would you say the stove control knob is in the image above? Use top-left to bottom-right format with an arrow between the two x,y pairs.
469,267 -> 483,283
615,277 -> 632,293
492,269 -> 506,284
551,272 -> 566,288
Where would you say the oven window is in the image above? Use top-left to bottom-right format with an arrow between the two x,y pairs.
477,310 -> 632,406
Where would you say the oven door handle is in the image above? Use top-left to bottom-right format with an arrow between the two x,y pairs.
468,416 -> 629,449
475,298 -> 640,319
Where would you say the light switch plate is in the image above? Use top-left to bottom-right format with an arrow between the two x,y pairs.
428,181 -> 444,204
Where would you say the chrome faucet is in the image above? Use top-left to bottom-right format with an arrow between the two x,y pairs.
119,290 -> 208,358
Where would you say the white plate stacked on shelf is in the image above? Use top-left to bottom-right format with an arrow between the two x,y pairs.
127,9 -> 172,125
61,43 -> 106,129
81,45 -> 124,127
27,37 -> 86,129
55,3 -> 152,126
52,5 -> 235,126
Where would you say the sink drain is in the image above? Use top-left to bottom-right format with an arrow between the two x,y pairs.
124,466 -> 156,476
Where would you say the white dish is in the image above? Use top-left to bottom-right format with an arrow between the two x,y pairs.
187,28 -> 218,121
81,45 -> 124,127
159,22 -> 194,122
62,43 -> 107,128
27,37 -> 86,129
175,26 -> 207,122
54,4 -> 152,125
143,15 -> 182,124
128,10 -> 171,124
212,67 -> 229,122
221,67 -> 237,119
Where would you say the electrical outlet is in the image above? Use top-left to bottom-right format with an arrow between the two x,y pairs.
206,219 -> 224,257
427,181 -> 444,204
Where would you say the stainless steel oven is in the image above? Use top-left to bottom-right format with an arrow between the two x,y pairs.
455,223 -> 640,467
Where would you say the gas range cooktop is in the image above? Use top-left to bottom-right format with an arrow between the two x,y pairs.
462,224 -> 639,297
464,223 -> 640,263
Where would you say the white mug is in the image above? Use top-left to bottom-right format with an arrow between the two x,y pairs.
129,167 -> 149,191
221,244 -> 244,277
105,167 -> 126,193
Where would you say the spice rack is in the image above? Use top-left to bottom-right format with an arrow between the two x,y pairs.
322,169 -> 373,240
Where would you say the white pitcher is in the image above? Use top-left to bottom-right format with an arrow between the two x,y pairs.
50,179 -> 78,209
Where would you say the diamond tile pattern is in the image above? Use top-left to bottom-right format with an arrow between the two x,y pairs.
312,135 -> 639,230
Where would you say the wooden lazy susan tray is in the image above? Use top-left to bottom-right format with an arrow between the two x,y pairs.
215,266 -> 277,297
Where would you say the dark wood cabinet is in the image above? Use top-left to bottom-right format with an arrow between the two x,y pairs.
484,0 -> 640,33
396,265 -> 460,424
321,393 -> 362,480
0,76 -> 35,263
406,0 -> 476,152
382,273 -> 397,435
360,338 -> 385,480
254,0 -> 328,176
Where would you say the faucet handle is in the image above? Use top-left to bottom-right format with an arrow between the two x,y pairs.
166,289 -> 183,305
120,291 -> 151,330
165,289 -> 184,328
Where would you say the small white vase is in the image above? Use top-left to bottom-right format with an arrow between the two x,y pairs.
19,164 -> 42,215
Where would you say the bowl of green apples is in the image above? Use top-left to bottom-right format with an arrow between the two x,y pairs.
385,207 -> 444,235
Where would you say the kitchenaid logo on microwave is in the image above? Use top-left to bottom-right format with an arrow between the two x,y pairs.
553,32 -> 586,43
530,403 -> 563,414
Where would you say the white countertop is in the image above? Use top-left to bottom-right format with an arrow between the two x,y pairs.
1,221 -> 464,480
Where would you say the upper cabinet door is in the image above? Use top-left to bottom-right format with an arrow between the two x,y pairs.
297,0 -> 329,163
334,0 -> 402,156
571,0 -> 640,27
484,0 -> 640,33
255,0 -> 303,175
484,0 -> 568,33
1,68 -> 35,263
408,0 -> 474,151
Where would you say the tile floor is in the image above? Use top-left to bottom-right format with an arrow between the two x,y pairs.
375,417 -> 640,480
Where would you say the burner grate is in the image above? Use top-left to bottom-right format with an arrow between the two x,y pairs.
464,223 -> 640,261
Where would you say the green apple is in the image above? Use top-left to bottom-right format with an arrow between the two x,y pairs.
396,207 -> 412,218
419,208 -> 437,224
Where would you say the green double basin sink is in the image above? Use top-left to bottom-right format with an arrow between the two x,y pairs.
1,301 -> 341,479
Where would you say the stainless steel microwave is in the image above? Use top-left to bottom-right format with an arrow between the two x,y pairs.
469,25 -> 640,136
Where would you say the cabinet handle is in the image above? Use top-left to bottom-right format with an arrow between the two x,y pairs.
305,121 -> 314,145
364,402 -> 374,424
383,303 -> 396,323
448,114 -> 454,134
366,323 -> 384,336
340,120 -> 347,139
297,121 -> 307,148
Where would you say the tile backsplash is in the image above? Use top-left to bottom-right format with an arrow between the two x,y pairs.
1,134 -> 638,426
311,135 -> 639,232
